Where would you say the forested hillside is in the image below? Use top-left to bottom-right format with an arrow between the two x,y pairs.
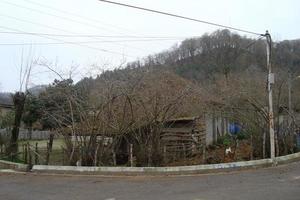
78,29 -> 300,113
126,29 -> 300,80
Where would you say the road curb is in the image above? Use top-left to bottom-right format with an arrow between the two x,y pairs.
0,160 -> 29,172
29,152 -> 300,176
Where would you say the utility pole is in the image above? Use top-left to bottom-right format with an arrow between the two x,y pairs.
264,31 -> 275,162
288,72 -> 293,126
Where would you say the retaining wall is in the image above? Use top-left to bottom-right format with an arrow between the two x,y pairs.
0,160 -> 29,172
31,152 -> 300,176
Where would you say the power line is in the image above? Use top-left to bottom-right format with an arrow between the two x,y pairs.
0,14 -> 145,52
0,14 -> 78,35
1,0 -> 165,52
98,0 -> 263,36
0,38 -> 186,46
21,0 -> 183,50
233,36 -> 265,55
0,26 -> 133,57
22,0 -> 142,36
0,0 -> 122,36
0,30 -> 196,39
236,36 -> 265,57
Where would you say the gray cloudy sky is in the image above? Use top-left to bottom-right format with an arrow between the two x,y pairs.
0,0 -> 299,92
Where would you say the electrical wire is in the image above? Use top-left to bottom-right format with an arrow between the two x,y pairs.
21,0 -> 187,50
0,26 -> 134,57
241,36 -> 265,52
0,0 -> 167,52
0,0 -> 123,36
98,0 -> 263,36
0,30 -> 196,39
22,0 -> 142,36
0,14 -> 79,35
0,38 -> 187,46
0,14 -> 145,52
232,35 -> 265,62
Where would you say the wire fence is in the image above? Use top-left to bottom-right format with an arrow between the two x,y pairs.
0,140 -> 67,166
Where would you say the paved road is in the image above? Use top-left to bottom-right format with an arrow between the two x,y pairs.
0,162 -> 300,200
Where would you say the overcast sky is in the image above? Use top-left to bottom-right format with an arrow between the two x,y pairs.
0,0 -> 299,92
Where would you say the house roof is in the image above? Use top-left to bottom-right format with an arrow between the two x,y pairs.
0,103 -> 13,109
165,116 -> 199,122
0,93 -> 13,109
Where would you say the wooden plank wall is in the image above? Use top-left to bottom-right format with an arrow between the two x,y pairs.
160,117 -> 206,162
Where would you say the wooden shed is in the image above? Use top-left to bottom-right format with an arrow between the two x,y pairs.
116,116 -> 206,165
161,117 -> 206,161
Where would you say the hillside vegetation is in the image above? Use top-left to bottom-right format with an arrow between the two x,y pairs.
1,29 -> 300,166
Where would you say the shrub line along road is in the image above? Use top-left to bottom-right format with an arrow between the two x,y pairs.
0,161 -> 300,200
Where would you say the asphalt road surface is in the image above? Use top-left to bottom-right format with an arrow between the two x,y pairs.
1,162 -> 300,200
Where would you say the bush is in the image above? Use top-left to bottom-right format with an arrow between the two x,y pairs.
217,134 -> 233,147
0,111 -> 14,129
236,131 -> 249,140
0,135 -> 8,146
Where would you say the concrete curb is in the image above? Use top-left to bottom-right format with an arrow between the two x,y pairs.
31,152 -> 300,176
0,160 -> 29,172
275,152 -> 300,164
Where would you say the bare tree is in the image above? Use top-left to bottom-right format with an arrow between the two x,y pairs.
7,49 -> 34,158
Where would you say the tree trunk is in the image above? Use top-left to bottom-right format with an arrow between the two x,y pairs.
7,92 -> 26,158
48,133 -> 54,153
28,125 -> 33,140
250,134 -> 253,160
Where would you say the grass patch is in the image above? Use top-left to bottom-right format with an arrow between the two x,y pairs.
18,139 -> 65,151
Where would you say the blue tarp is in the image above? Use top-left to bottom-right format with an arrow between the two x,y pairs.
229,123 -> 241,135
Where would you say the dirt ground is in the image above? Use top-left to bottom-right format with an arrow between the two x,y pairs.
167,140 -> 252,166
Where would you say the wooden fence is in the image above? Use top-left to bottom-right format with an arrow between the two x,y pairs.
0,129 -> 56,140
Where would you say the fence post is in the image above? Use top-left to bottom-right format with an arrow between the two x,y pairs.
163,145 -> 167,164
112,149 -> 116,166
45,142 -> 50,165
28,142 -> 32,167
49,133 -> 54,153
202,145 -> 206,164
147,145 -> 151,167
62,148 -> 65,166
24,144 -> 28,164
22,144 -> 25,161
35,142 -> 39,165
182,144 -> 186,162
94,143 -> 100,166
129,144 -> 133,167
